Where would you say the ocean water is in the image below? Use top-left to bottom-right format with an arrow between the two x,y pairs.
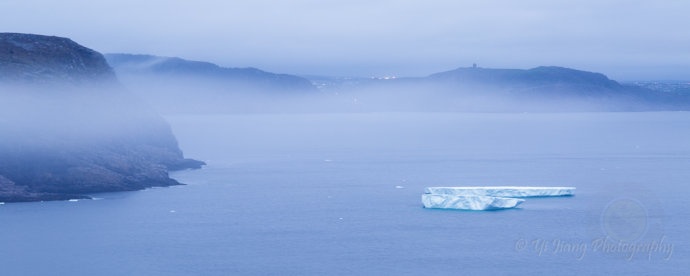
1,112 -> 689,275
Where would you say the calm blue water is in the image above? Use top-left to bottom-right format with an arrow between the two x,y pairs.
1,112 -> 689,275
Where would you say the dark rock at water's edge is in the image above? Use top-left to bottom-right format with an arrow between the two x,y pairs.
0,33 -> 204,203
0,175 -> 89,202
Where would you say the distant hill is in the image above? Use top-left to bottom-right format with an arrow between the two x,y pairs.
106,53 -> 316,92
428,66 -> 690,110
105,54 -> 319,113
312,66 -> 690,112
104,52 -> 690,112
428,66 -> 621,91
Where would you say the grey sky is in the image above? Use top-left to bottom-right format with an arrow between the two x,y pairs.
2,0 -> 689,80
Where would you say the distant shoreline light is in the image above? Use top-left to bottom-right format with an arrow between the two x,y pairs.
371,76 -> 397,80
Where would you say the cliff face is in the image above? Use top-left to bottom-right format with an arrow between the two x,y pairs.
0,33 -> 204,202
0,33 -> 117,85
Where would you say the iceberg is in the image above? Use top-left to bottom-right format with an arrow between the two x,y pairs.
424,186 -> 575,198
422,186 -> 575,210
421,194 -> 524,211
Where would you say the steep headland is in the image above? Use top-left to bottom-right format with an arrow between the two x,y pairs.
0,33 -> 204,202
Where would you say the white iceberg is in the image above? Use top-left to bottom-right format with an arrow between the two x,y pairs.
421,194 -> 524,211
424,186 -> 575,198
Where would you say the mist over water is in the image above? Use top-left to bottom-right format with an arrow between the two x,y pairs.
2,111 -> 688,275
3,51 -> 689,273
1,84 -> 169,143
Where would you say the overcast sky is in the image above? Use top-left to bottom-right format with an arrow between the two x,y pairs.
2,0 -> 689,80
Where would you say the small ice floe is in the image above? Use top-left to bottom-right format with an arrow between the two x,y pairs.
68,199 -> 79,202
0,202 -> 5,205
395,185 -> 405,189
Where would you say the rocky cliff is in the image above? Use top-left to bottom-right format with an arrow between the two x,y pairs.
0,33 -> 204,202
0,33 -> 117,85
